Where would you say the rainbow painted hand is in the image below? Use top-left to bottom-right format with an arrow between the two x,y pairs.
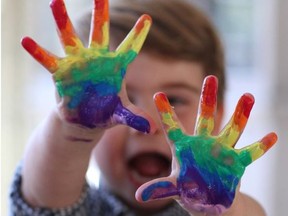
21,0 -> 152,132
136,76 -> 277,215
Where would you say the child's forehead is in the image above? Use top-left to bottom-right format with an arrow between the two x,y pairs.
126,58 -> 204,95
128,53 -> 203,78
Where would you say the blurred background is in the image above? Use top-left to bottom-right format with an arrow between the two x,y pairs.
2,0 -> 287,215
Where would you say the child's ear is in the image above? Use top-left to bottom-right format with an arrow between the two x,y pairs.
213,102 -> 224,135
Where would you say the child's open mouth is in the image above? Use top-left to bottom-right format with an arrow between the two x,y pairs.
127,152 -> 171,187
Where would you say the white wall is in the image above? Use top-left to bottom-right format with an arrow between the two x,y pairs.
238,1 -> 288,214
2,1 -> 52,215
1,0 -> 90,214
273,0 -> 288,214
223,1 -> 279,215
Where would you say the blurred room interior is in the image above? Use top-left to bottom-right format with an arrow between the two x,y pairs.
2,0 -> 287,215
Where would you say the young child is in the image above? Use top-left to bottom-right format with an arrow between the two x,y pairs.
9,0 -> 277,215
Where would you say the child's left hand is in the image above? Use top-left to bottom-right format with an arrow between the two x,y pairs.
136,75 -> 277,215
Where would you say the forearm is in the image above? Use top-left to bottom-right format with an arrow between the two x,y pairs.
21,108 -> 104,208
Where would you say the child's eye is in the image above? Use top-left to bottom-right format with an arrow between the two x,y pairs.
167,96 -> 188,106
127,93 -> 135,104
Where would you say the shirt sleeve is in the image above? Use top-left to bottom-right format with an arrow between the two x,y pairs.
9,164 -> 89,216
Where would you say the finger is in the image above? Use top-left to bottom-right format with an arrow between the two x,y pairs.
217,93 -> 254,147
194,75 -> 218,136
135,177 -> 178,202
21,37 -> 59,73
238,132 -> 277,166
116,14 -> 152,64
50,0 -> 84,54
89,0 -> 109,50
118,82 -> 157,134
154,92 -> 185,142
113,102 -> 153,134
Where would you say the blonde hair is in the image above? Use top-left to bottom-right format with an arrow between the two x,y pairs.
76,0 -> 226,101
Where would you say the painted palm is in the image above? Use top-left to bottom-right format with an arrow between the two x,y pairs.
21,0 -> 152,132
136,76 -> 277,215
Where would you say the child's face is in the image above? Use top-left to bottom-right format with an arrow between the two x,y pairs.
93,52 -> 223,211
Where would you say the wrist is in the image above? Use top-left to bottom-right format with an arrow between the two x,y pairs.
186,187 -> 243,216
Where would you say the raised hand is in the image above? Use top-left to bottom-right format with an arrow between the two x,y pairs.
136,75 -> 277,215
21,0 -> 152,132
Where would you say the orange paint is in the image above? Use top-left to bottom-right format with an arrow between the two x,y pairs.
92,0 -> 109,45
260,132 -> 278,151
51,0 -> 78,47
21,37 -> 58,72
59,25 -> 77,47
135,14 -> 152,35
154,93 -> 173,113
201,104 -> 216,117
233,94 -> 254,130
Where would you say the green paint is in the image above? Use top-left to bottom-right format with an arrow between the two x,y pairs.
168,128 -> 246,187
53,50 -> 137,98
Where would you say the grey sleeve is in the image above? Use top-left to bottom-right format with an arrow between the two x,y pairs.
9,165 -> 89,216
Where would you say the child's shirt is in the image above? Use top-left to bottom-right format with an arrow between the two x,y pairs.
9,165 -> 189,216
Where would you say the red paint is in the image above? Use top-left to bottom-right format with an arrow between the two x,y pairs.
232,93 -> 254,130
200,75 -> 217,117
154,92 -> 172,113
21,37 -> 57,72
135,14 -> 152,35
92,0 -> 109,45
261,132 -> 278,151
241,93 -> 254,118
22,37 -> 37,55
95,0 -> 109,22
21,37 -> 46,64
50,0 -> 77,47
203,75 -> 218,106
50,0 -> 67,31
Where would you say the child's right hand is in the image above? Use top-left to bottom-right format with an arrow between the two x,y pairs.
21,0 -> 153,133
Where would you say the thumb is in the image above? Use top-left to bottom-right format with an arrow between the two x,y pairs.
118,81 -> 157,134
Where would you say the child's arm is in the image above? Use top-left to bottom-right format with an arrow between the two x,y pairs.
21,109 -> 103,207
136,75 -> 277,216
20,0 -> 153,208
